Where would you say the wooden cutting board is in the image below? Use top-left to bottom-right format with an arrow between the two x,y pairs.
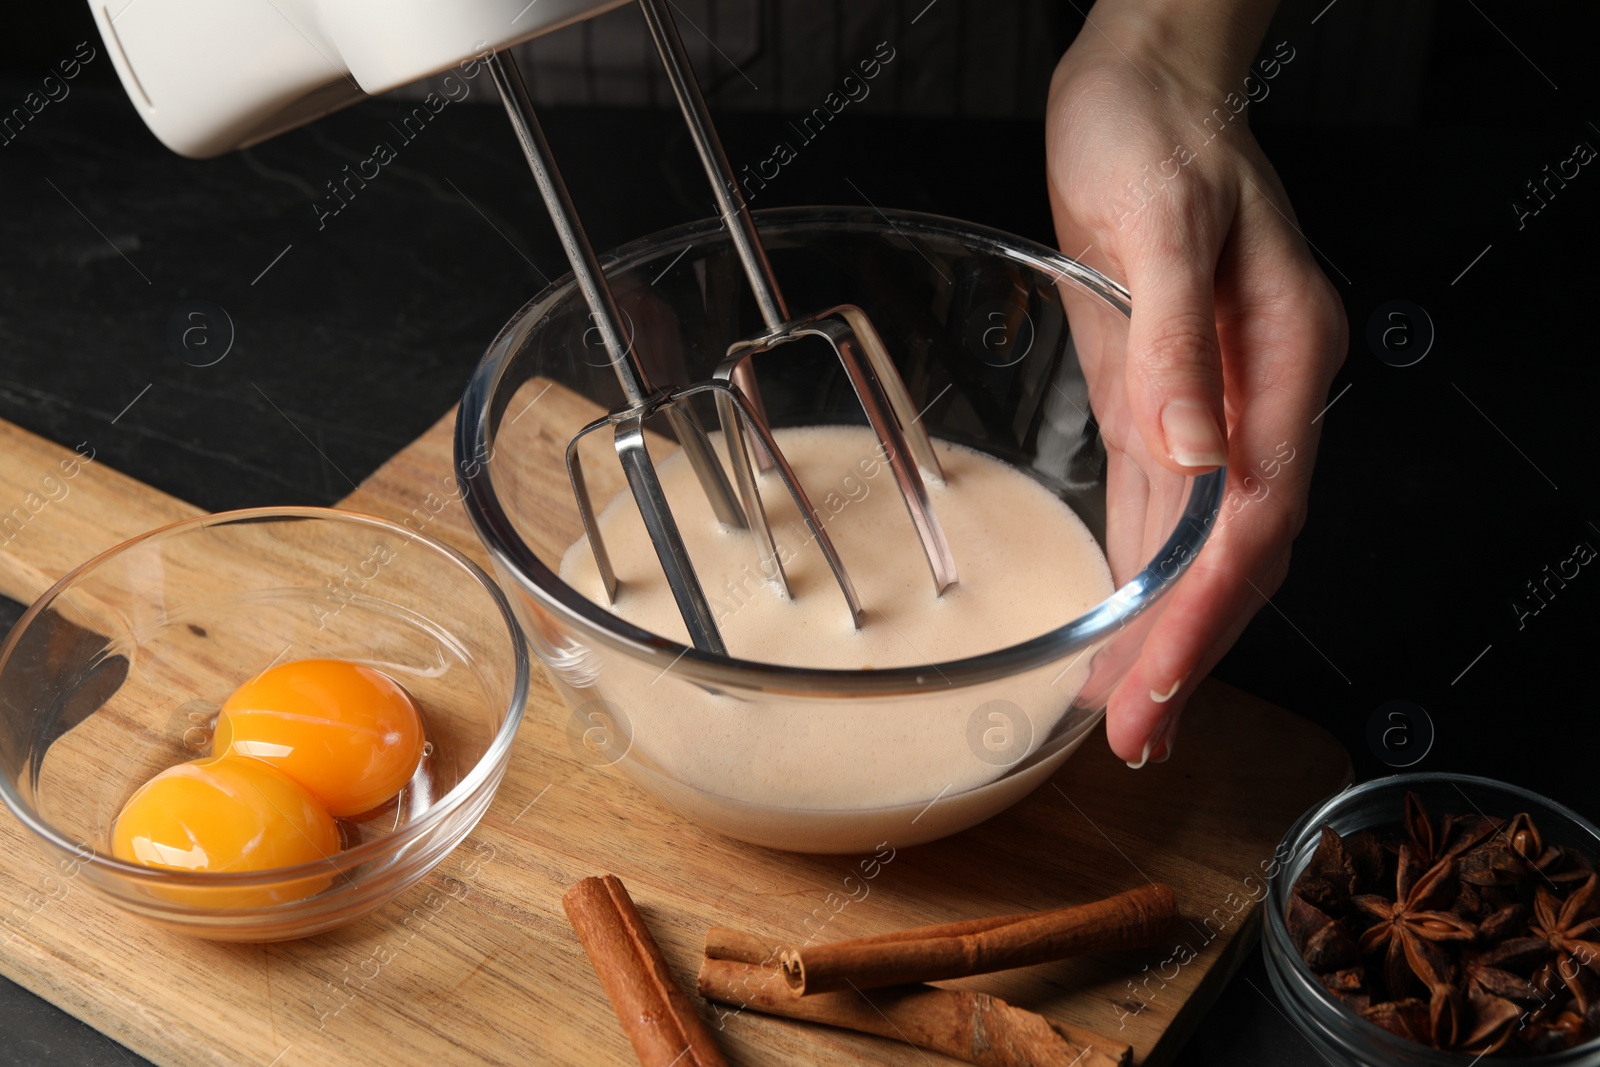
0,411 -> 1350,1067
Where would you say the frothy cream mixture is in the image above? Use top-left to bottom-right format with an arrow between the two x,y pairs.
558,425 -> 1114,812
561,425 -> 1112,666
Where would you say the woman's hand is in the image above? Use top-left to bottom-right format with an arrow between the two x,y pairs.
1046,1 -> 1348,766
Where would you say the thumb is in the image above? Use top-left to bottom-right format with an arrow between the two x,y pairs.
1123,253 -> 1228,472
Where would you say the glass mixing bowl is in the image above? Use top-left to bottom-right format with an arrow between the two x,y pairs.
0,507 -> 528,940
458,207 -> 1224,853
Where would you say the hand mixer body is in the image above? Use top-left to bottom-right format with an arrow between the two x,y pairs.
88,0 -> 627,157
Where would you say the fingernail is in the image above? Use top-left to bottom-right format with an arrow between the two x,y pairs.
1150,672 -> 1188,703
1125,739 -> 1154,770
1160,400 -> 1227,468
1152,715 -> 1180,763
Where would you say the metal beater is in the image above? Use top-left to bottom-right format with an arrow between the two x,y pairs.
486,0 -> 959,655
636,0 -> 957,596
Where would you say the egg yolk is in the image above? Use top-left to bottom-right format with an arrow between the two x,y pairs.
111,755 -> 340,908
215,658 -> 425,817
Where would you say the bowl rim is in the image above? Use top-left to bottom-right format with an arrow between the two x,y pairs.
1264,771 -> 1600,1062
457,205 -> 1228,695
0,505 -> 530,894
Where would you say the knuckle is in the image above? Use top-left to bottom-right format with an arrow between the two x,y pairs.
1134,310 -> 1220,381
1158,173 -> 1216,220
1260,545 -> 1293,596
1265,481 -> 1310,547
1309,276 -> 1349,369
1283,495 -> 1311,543
1328,318 -> 1350,373
1136,173 -> 1220,240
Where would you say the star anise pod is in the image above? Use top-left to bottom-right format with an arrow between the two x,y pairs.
1519,1007 -> 1595,1054
1535,844 -> 1600,889
1405,792 -> 1437,863
1353,845 -> 1477,998
1319,966 -> 1371,1011
1404,791 -> 1502,868
1477,902 -> 1528,944
1464,937 -> 1549,1002
1461,811 -> 1589,888
1452,815 -> 1506,853
1559,845 -> 1598,885
1453,878 -> 1521,925
1461,814 -> 1536,887
1418,984 -> 1526,1054
1455,991 -> 1526,1056
1296,825 -> 1360,913
1428,984 -> 1468,1049
1287,890 -> 1360,970
1528,960 -> 1567,1011
1345,829 -> 1390,894
1392,969 -> 1529,1055
1530,874 -> 1600,1011
1322,966 -> 1365,992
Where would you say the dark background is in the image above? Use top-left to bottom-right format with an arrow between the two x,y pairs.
1,1 -> 1597,1064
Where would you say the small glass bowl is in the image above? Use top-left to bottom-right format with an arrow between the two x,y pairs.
0,507 -> 528,941
459,207 -> 1226,852
1264,772 -> 1600,1065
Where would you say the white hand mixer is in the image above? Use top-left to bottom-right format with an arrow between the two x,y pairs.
92,0 -> 958,654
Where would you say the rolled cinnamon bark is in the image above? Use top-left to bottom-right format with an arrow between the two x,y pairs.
777,884 -> 1179,995
563,875 -> 728,1067
704,911 -> 1025,965
704,926 -> 781,966
699,957 -> 1131,1067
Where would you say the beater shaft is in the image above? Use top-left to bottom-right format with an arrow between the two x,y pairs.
638,0 -> 787,334
639,0 -> 958,595
489,49 -> 733,652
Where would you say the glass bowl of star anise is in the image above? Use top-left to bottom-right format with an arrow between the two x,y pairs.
1264,773 -> 1600,1064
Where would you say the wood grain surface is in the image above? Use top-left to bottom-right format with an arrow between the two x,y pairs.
0,410 -> 1351,1066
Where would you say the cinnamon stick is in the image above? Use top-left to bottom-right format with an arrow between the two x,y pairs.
699,957 -> 1131,1067
773,884 -> 1179,995
562,875 -> 728,1067
704,910 -> 1030,964
705,898 -> 1172,969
